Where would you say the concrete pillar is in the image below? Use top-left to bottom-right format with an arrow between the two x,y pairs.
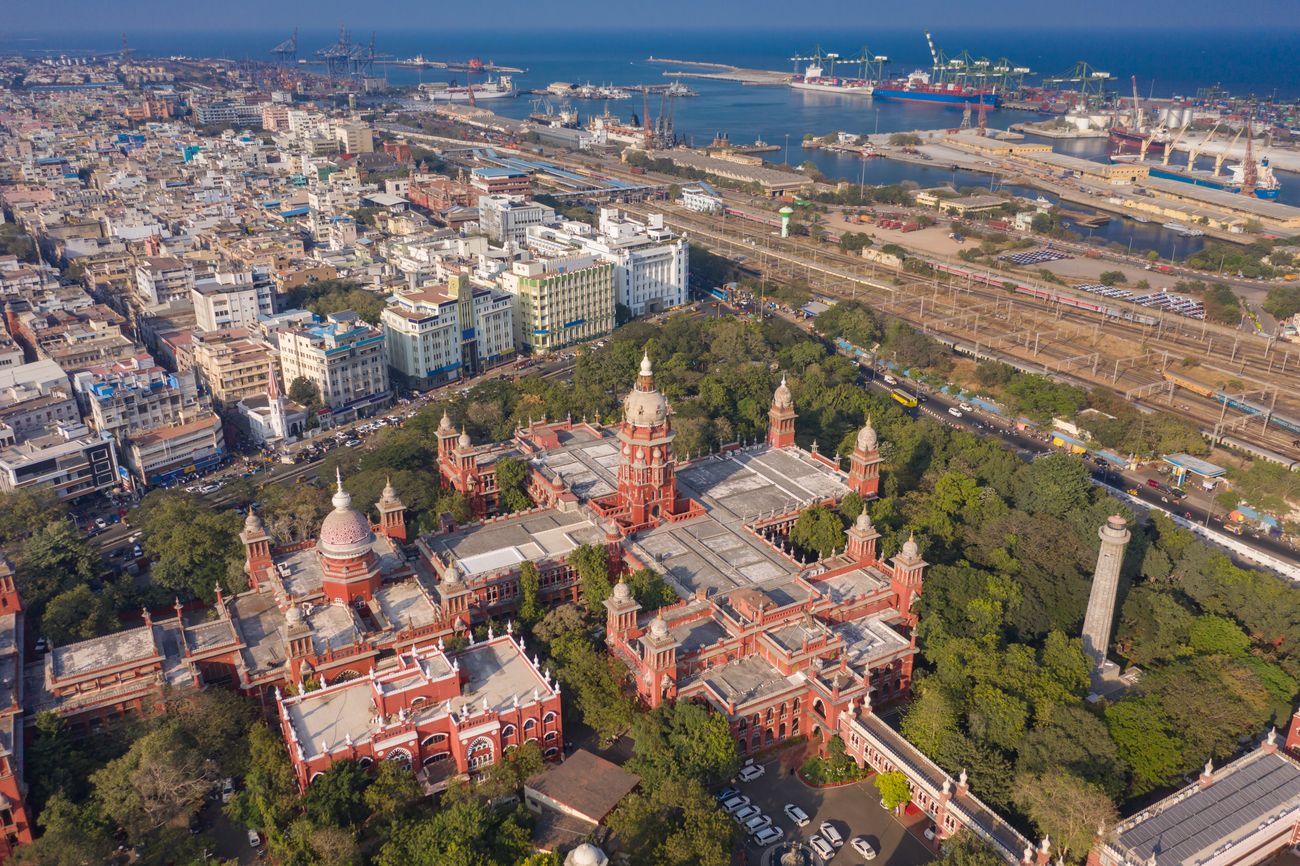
1080,516 -> 1131,668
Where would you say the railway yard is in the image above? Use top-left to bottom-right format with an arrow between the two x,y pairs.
623,201 -> 1300,464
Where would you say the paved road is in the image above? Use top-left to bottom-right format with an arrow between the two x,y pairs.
732,757 -> 934,866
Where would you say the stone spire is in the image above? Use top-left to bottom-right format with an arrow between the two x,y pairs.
1080,515 -> 1132,669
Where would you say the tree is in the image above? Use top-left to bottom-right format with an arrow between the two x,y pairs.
363,762 -> 422,824
16,520 -> 97,616
0,488 -> 61,549
607,778 -> 733,866
289,377 -> 323,412
570,543 -> 612,616
1098,270 -> 1127,286
137,492 -> 244,601
629,701 -> 740,788
875,771 -> 911,811
1013,770 -> 1118,860
258,482 -> 333,543
551,633 -> 635,743
481,741 -> 544,799
790,505 -> 845,559
626,567 -> 677,610
91,724 -> 219,840
518,561 -> 543,624
1016,706 -> 1126,798
1188,615 -> 1250,657
1014,454 -> 1092,519
303,760 -> 369,829
12,793 -> 115,866
1104,697 -> 1184,794
940,832 -> 1008,866
533,603 -> 587,646
40,585 -> 118,645
494,456 -> 533,514
227,725 -> 299,852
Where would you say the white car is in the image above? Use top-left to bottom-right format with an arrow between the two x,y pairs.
882,374 -> 898,385
738,763 -> 765,781
810,835 -> 836,861
743,813 -> 772,833
924,824 -> 938,841
784,804 -> 810,827
753,826 -> 784,846
722,795 -> 751,814
733,805 -> 761,823
947,407 -> 963,418
959,402 -> 973,413
852,837 -> 877,860
820,822 -> 845,848
246,829 -> 261,848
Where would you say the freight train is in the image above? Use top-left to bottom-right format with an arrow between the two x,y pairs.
929,263 -> 1161,326
1161,371 -> 1300,437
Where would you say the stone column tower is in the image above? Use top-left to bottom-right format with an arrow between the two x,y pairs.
1081,515 -> 1131,668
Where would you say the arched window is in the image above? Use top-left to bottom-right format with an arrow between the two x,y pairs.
544,747 -> 559,758
792,698 -> 801,714
544,731 -> 558,741
331,669 -> 362,684
423,752 -> 450,765
765,708 -> 774,724
384,749 -> 412,769
502,724 -> 517,739
542,711 -> 557,724
358,757 -> 374,769
411,696 -> 427,706
737,717 -> 748,732
812,699 -> 826,719
310,772 -> 324,783
523,718 -> 538,731
467,736 -> 494,770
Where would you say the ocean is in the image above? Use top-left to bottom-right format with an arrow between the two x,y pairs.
7,26 -> 1300,259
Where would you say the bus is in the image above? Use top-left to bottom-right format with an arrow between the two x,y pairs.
890,388 -> 919,409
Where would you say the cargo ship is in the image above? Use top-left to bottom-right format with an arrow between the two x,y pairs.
1111,154 -> 1281,200
1109,126 -> 1168,157
420,75 -> 516,102
871,70 -> 998,108
789,62 -> 873,96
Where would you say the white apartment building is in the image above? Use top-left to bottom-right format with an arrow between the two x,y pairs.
525,210 -> 688,316
279,311 -> 390,421
478,196 -> 556,245
382,274 -> 517,388
0,423 -> 119,501
191,268 -> 276,332
72,354 -> 206,440
134,257 -> 195,307
499,256 -> 615,354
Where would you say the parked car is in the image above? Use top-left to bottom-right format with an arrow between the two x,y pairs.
959,402 -> 973,413
851,837 -> 877,860
94,517 -> 108,529
722,795 -> 750,814
221,778 -> 235,803
753,826 -> 785,846
810,835 -> 836,861
739,763 -> 765,782
247,829 -> 261,848
924,824 -> 938,841
783,804 -> 810,827
715,786 -> 740,803
733,805 -> 761,823
743,813 -> 772,833
820,822 -> 845,848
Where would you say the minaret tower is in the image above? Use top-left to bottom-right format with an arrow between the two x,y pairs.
1081,515 -> 1132,668
616,351 -> 677,528
768,375 -> 796,449
847,417 -> 884,499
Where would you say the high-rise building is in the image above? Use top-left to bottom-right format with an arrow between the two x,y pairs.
191,268 -> 276,332
279,312 -> 390,421
133,257 -> 195,307
478,196 -> 555,245
1081,515 -> 1131,668
382,275 -> 517,388
500,256 -> 615,354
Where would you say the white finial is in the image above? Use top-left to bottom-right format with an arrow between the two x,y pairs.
640,350 -> 653,378
487,624 -> 494,640
1268,726 -> 1278,745
1204,758 -> 1213,775
506,620 -> 513,634
336,465 -> 343,494
942,778 -> 951,794
1040,837 -> 1050,853
959,767 -> 967,786
513,693 -> 519,708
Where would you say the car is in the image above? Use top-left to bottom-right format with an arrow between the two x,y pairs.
1147,478 -> 1160,489
959,402 -> 973,413
132,545 -> 142,558
722,795 -> 751,814
947,407 -> 963,418
882,374 -> 898,386
753,826 -> 785,846
198,483 -> 220,494
1126,488 -> 1139,495
851,837 -> 877,860
715,786 -> 740,803
247,829 -> 261,848
738,762 -> 765,781
743,813 -> 772,833
221,778 -> 236,804
733,805 -> 761,823
33,636 -> 47,653
94,517 -> 108,530
783,804 -> 810,827
820,822 -> 844,848
809,835 -> 836,861
924,824 -> 938,841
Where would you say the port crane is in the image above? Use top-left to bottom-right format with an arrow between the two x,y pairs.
1214,126 -> 1245,176
843,47 -> 889,82
1041,62 -> 1112,107
1186,123 -> 1221,169
1241,116 -> 1258,195
790,47 -> 841,78
1162,123 -> 1190,166
271,28 -> 298,64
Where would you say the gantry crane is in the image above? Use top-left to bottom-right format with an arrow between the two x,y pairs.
271,28 -> 298,64
1041,62 -> 1112,107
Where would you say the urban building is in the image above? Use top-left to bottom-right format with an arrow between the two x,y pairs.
237,375 -> 306,446
383,273 -> 517,388
0,423 -> 118,500
190,329 -> 277,405
278,311 -> 390,421
191,269 -> 276,332
193,102 -> 264,127
680,181 -> 724,214
72,354 -> 205,441
134,257 -> 195,308
470,167 -> 531,198
500,257 -> 615,354
123,412 -> 225,486
478,196 -> 555,245
333,122 -> 374,155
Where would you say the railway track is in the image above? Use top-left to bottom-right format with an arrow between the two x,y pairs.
641,204 -> 1300,460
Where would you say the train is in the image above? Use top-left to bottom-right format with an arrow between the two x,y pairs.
1162,371 -> 1300,438
928,262 -> 1161,326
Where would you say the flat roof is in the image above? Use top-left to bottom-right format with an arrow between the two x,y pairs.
1138,176 -> 1300,220
1163,453 -> 1226,477
433,508 -> 606,579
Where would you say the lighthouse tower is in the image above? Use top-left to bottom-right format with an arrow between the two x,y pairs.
616,352 -> 677,528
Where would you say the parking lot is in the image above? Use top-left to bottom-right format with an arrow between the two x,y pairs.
727,758 -> 935,866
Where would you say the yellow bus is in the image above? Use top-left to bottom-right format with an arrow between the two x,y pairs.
890,388 -> 919,409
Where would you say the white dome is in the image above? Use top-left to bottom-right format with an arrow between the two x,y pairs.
855,511 -> 873,532
458,429 -> 471,450
439,410 -> 453,432
856,417 -> 878,452
613,578 -> 631,601
649,615 -> 669,639
624,356 -> 668,428
566,843 -> 608,866
902,533 -> 920,559
773,374 -> 793,409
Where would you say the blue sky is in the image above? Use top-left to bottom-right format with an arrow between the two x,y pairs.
10,0 -> 1300,33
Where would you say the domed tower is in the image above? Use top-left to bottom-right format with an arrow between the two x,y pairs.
641,613 -> 680,709
890,532 -> 926,626
318,469 -> 382,605
847,416 -> 884,499
616,352 -> 677,528
376,477 -> 407,542
767,374 -> 796,449
240,509 -> 274,589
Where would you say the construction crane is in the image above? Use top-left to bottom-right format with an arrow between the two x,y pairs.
1186,122 -> 1220,169
120,32 -> 134,62
1162,123 -> 1190,166
1215,126 -> 1245,176
271,28 -> 298,64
